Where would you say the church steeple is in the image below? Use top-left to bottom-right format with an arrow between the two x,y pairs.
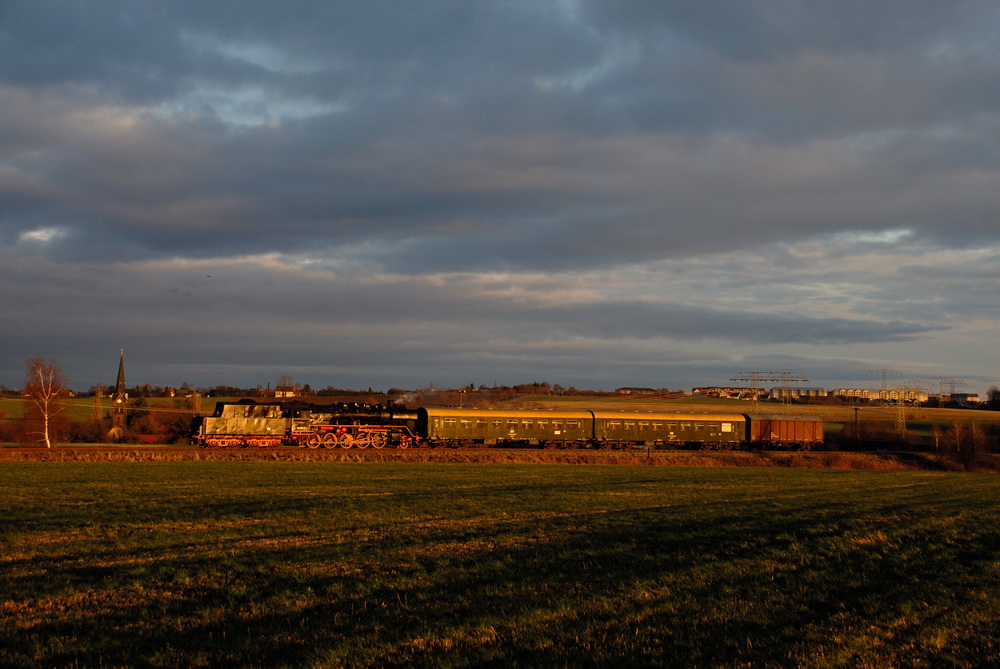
111,349 -> 127,428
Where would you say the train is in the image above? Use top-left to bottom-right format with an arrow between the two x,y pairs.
191,400 -> 824,451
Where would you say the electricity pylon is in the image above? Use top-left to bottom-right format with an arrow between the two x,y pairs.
867,368 -> 902,404
730,371 -> 809,410
893,381 -> 926,438
929,377 -> 966,400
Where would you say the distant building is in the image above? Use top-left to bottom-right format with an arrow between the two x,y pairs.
769,387 -> 828,400
616,387 -> 657,395
888,389 -> 929,403
693,386 -> 767,400
274,385 -> 297,398
832,388 -> 928,403
949,393 -> 980,404
833,388 -> 874,400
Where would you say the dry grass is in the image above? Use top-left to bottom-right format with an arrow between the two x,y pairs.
2,444 -> 997,471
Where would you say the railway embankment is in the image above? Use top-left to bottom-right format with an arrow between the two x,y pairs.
2,446 -> 997,471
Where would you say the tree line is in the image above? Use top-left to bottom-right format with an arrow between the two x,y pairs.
1,358 -> 203,447
4,358 -> 999,466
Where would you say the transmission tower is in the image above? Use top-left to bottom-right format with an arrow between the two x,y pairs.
929,377 -> 966,400
730,371 -> 809,410
893,381 -> 926,437
867,368 -> 902,403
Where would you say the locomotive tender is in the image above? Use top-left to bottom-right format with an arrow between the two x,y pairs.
192,400 -> 824,450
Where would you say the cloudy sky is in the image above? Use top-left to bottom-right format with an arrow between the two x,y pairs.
2,1 -> 999,395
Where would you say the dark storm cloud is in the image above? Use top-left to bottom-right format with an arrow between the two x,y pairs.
2,0 -> 996,265
0,249 -> 944,389
2,1 -> 998,391
585,1 -> 979,58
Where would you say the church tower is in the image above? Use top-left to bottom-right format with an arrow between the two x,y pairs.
111,349 -> 128,430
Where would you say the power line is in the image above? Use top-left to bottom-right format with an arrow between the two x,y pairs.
929,377 -> 966,398
730,371 -> 809,409
867,368 -> 902,392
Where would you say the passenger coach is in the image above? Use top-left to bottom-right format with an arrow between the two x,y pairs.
591,411 -> 747,449
417,408 -> 593,447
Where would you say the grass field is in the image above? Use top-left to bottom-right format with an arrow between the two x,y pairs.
2,462 -> 999,667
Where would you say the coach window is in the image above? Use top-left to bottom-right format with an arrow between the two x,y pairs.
721,422 -> 732,432
567,420 -> 580,428
461,420 -> 471,429
476,419 -> 488,428
552,420 -> 563,429
652,422 -> 662,431
608,421 -> 621,430
522,420 -> 533,429
537,421 -> 548,430
444,418 -> 457,427
491,419 -> 503,428
624,422 -> 635,430
681,422 -> 691,431
508,419 -> 518,426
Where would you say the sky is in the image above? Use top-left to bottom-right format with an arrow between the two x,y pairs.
2,1 -> 999,396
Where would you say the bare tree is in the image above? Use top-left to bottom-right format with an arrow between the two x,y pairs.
930,424 -> 942,452
988,385 -> 1000,410
946,420 -> 986,471
187,392 -> 203,414
24,357 -> 67,448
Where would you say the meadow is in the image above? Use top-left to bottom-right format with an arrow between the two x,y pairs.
2,462 -> 999,667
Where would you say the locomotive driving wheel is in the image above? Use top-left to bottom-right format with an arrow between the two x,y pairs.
370,432 -> 388,449
322,433 -> 339,449
306,433 -> 322,449
339,433 -> 354,449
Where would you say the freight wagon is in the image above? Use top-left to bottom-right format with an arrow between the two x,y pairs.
745,414 -> 824,449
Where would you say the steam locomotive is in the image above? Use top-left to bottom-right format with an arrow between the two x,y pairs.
192,400 -> 824,450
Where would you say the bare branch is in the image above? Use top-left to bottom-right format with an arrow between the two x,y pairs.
24,357 -> 67,448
